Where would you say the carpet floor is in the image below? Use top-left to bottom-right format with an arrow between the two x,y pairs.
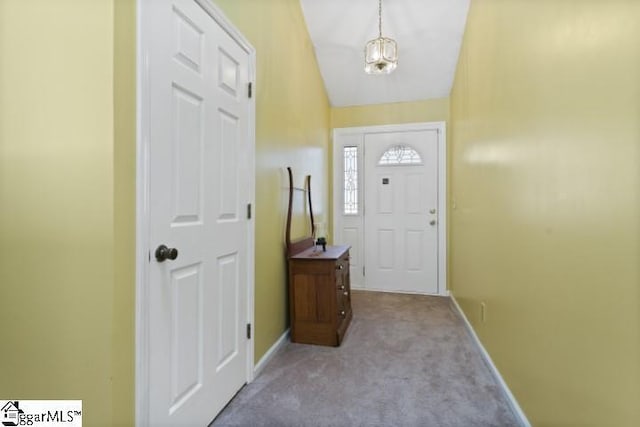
211,291 -> 521,427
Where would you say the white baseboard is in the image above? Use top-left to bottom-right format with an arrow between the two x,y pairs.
450,295 -> 532,427
253,328 -> 290,378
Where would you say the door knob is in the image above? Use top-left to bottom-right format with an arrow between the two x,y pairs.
429,220 -> 437,226
155,245 -> 178,262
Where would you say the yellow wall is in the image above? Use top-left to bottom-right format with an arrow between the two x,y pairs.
330,98 -> 449,129
0,0 -> 136,425
113,0 -> 136,425
213,0 -> 331,362
449,1 -> 640,425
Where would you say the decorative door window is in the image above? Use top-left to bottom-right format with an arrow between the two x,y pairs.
378,145 -> 422,165
343,146 -> 358,214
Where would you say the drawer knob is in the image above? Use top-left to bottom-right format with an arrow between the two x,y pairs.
339,310 -> 346,317
336,265 -> 344,270
343,291 -> 349,296
339,285 -> 345,290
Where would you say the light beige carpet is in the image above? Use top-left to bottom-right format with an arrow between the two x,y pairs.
211,291 -> 521,427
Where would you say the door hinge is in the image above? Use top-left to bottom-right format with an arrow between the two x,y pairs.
246,323 -> 252,339
248,82 -> 253,98
247,203 -> 252,219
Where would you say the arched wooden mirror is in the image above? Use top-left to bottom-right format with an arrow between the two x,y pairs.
285,167 -> 316,256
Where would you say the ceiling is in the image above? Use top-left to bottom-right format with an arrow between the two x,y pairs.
299,0 -> 470,107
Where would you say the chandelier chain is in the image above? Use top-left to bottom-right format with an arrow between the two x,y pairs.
378,0 -> 382,38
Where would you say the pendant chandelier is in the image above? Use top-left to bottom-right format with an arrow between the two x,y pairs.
364,0 -> 398,74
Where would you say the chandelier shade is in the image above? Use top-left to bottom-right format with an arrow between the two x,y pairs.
365,37 -> 398,74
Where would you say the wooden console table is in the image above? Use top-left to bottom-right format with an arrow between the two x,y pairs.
288,244 -> 352,346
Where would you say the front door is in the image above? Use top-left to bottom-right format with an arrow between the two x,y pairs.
144,0 -> 253,424
363,130 -> 439,294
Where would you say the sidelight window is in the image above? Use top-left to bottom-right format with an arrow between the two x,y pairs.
343,146 -> 358,214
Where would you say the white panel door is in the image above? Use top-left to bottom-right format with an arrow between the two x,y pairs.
363,130 -> 439,294
145,0 -> 251,425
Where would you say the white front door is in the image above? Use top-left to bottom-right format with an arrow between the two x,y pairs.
143,0 -> 253,425
363,130 -> 440,294
333,124 -> 447,295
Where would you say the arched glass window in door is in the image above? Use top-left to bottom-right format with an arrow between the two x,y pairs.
378,145 -> 422,165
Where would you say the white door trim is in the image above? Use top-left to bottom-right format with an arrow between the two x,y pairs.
135,1 -> 256,425
332,122 -> 447,296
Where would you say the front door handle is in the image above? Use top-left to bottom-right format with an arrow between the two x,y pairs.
155,245 -> 178,262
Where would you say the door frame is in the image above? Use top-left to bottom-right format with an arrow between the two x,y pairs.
135,1 -> 256,425
332,122 -> 447,296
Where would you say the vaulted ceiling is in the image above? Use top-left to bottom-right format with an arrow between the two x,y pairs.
299,0 -> 470,107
